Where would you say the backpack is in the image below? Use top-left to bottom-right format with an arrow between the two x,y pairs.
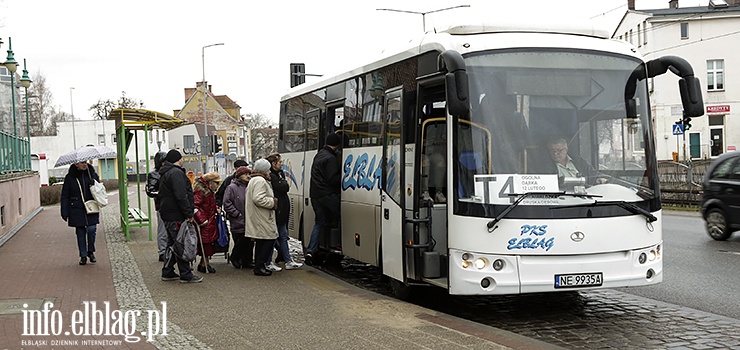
174,221 -> 199,262
145,171 -> 160,198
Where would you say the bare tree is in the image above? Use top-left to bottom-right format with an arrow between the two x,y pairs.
89,99 -> 116,120
27,72 -> 62,136
88,91 -> 146,120
243,112 -> 276,130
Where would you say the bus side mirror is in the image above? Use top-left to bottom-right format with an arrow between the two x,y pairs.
679,76 -> 704,118
439,50 -> 470,118
446,71 -> 470,117
646,55 -> 704,118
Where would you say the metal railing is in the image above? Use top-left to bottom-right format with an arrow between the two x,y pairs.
657,159 -> 710,207
0,130 -> 31,173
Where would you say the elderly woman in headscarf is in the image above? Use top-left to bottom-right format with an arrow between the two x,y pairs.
193,171 -> 222,273
223,165 -> 253,269
245,159 -> 279,276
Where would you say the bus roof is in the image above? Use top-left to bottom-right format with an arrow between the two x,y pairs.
280,21 -> 623,102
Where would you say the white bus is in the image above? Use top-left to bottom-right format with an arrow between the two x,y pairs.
278,22 -> 704,298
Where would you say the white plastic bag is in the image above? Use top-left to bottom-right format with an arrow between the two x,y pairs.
90,179 -> 108,207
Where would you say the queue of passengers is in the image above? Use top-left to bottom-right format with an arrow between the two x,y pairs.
153,149 -> 304,283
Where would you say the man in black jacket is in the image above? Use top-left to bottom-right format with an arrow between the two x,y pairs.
158,149 -> 202,283
306,133 -> 343,260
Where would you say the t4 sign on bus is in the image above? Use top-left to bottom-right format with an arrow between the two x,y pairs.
474,174 -> 560,205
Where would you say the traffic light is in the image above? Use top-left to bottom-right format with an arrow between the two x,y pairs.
290,63 -> 305,88
682,115 -> 692,130
212,135 -> 222,154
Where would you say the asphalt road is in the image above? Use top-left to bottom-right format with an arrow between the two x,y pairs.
616,210 -> 740,320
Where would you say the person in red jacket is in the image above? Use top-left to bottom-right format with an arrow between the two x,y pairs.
193,172 -> 222,273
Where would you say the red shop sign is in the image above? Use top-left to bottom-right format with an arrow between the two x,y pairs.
706,105 -> 730,114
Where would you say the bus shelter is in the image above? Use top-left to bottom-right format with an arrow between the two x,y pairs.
107,108 -> 185,241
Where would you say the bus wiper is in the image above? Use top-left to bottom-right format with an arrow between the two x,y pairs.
553,200 -> 657,222
486,192 -> 602,233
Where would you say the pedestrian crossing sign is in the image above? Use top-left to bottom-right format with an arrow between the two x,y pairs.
672,124 -> 684,135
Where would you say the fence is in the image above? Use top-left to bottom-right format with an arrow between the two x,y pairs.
657,159 -> 709,207
0,130 -> 30,174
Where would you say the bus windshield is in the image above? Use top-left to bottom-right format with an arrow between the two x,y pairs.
454,49 -> 657,219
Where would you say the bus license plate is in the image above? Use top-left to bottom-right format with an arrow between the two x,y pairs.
554,273 -> 603,288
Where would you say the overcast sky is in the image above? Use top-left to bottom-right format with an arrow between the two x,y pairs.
1,0 -> 706,124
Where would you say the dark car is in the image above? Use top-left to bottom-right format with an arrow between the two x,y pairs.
700,151 -> 740,240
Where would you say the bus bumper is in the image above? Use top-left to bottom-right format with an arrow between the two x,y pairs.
448,244 -> 663,295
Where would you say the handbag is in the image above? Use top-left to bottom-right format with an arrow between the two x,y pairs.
88,169 -> 108,206
77,179 -> 100,214
216,212 -> 229,247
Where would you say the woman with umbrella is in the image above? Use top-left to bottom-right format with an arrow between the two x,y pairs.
60,161 -> 102,265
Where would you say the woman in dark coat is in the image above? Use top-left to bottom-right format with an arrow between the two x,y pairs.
193,172 -> 222,273
267,153 -> 302,270
223,166 -> 253,268
60,161 -> 101,265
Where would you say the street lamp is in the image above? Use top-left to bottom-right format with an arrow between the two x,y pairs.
376,5 -> 470,33
20,59 -> 32,170
4,37 -> 19,170
70,87 -> 77,149
201,42 -> 224,173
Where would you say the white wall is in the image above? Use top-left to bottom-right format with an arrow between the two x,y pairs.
617,9 -> 740,160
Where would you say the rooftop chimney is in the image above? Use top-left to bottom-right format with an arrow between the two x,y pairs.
628,0 -> 635,10
669,0 -> 679,8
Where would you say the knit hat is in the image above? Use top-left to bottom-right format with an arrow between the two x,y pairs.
202,171 -> 221,183
326,133 -> 341,147
253,159 -> 270,173
165,149 -> 182,163
234,159 -> 248,168
234,166 -> 251,179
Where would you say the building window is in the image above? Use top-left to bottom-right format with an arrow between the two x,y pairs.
680,22 -> 689,39
18,198 -> 22,215
709,115 -> 724,126
637,24 -> 641,47
98,134 -> 105,145
643,20 -> 648,45
707,59 -> 724,91
1,205 -> 5,226
111,134 -> 116,144
183,135 -> 195,154
0,66 -> 11,82
629,29 -> 633,43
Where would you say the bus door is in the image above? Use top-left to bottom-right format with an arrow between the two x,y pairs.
408,80 -> 448,285
302,104 -> 342,250
381,88 -> 405,281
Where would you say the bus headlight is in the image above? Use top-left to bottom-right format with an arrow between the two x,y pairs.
462,253 -> 471,261
648,250 -> 657,261
474,258 -> 488,269
462,260 -> 471,269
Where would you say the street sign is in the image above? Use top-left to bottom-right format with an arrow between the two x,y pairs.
672,123 -> 684,135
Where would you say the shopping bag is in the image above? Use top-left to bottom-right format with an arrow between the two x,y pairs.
216,212 -> 229,247
90,179 -> 108,207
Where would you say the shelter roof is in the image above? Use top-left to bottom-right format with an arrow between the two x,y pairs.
106,108 -> 186,130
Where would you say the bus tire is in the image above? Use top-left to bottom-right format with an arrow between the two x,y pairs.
389,279 -> 414,300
